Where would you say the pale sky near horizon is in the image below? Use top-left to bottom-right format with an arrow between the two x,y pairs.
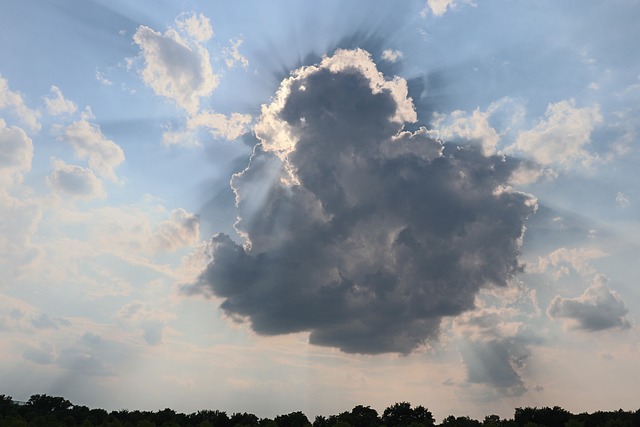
1,0 -> 640,421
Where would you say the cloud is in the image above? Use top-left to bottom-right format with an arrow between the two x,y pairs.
422,0 -> 471,17
31,313 -> 71,329
454,308 -> 540,396
615,191 -> 629,208
116,301 -> 174,346
175,12 -> 214,43
187,111 -> 252,140
0,76 -> 41,132
95,70 -> 113,86
47,158 -> 106,199
222,37 -> 249,69
44,85 -> 77,116
381,49 -> 403,63
57,332 -> 117,376
187,49 -> 537,354
548,274 -> 631,331
432,97 -> 526,156
153,208 -> 200,252
133,16 -> 219,115
0,119 -> 33,183
507,99 -> 603,168
163,110 -> 252,146
530,247 -> 606,278
60,112 -> 125,182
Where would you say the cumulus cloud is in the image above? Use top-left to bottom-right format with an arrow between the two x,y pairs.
0,76 -> 41,132
507,99 -> 603,168
187,49 -> 537,354
548,274 -> 631,331
381,49 -> 404,63
222,37 -> 249,69
47,158 -> 106,199
133,15 -> 219,115
44,85 -> 77,116
60,112 -> 125,182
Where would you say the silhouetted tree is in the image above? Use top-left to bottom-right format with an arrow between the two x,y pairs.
382,402 -> 434,427
440,415 -> 481,426
274,411 -> 311,427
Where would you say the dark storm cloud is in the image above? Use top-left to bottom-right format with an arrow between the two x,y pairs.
548,275 -> 631,331
187,49 -> 537,354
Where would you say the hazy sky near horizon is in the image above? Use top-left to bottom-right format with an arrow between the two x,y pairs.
1,0 -> 640,421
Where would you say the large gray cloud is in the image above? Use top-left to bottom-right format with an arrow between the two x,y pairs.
187,49 -> 537,354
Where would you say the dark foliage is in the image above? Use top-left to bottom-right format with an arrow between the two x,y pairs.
0,394 -> 638,427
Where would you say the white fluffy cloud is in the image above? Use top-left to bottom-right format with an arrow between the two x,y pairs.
423,0 -> 471,16
0,76 -> 41,132
61,113 -> 125,182
548,275 -> 630,331
47,158 -> 106,199
44,86 -> 77,116
508,99 -> 603,168
133,17 -> 219,115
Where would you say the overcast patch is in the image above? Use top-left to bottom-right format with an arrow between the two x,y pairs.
548,274 -> 631,331
187,49 -> 537,354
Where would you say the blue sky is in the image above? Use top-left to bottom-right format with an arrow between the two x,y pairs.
1,0 -> 640,421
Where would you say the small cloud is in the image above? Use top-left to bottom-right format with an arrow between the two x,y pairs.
0,118 -> 33,179
47,158 -> 106,199
222,37 -> 249,69
44,85 -> 78,116
422,0 -> 471,17
95,70 -> 113,86
0,75 -> 41,132
381,49 -> 403,63
175,11 -> 213,43
31,313 -> 71,329
616,191 -> 630,208
133,15 -> 219,115
153,208 -> 200,252
548,274 -> 631,331
59,112 -> 125,182
187,110 -> 252,140
506,99 -> 603,169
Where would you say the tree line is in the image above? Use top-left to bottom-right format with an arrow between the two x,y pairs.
1,394 -> 638,427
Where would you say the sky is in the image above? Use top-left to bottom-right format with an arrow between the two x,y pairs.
1,0 -> 640,421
